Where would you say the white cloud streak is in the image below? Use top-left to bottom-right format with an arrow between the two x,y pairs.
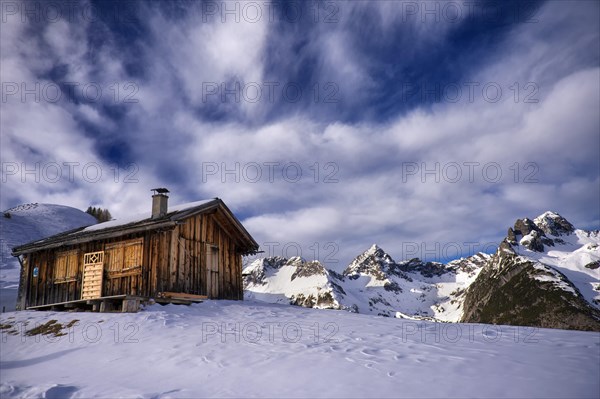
1,0 -> 598,268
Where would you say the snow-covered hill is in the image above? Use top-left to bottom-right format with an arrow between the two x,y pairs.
0,203 -> 97,311
244,212 -> 600,330
1,301 -> 598,398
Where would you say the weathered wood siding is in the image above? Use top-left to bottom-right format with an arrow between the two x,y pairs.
161,212 -> 243,300
19,208 -> 245,309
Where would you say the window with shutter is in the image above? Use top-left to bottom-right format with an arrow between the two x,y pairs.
53,250 -> 79,283
104,238 -> 143,277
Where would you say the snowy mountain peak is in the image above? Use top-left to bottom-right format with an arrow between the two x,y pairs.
533,211 -> 575,236
242,257 -> 286,283
366,243 -> 381,254
287,256 -> 308,264
505,211 -> 577,252
343,244 -> 399,280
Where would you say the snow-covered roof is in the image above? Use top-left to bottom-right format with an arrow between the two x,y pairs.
83,199 -> 214,232
12,198 -> 258,255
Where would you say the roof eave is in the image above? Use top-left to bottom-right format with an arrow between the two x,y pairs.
12,220 -> 178,256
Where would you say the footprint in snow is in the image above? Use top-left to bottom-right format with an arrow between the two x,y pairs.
328,344 -> 344,352
360,348 -> 379,356
247,312 -> 265,317
303,342 -> 319,349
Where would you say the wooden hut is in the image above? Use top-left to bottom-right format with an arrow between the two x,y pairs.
12,190 -> 259,312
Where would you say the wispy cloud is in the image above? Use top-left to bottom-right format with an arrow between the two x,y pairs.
1,0 -> 598,267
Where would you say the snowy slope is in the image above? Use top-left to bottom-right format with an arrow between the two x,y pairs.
1,301 -> 598,398
430,252 -> 490,320
0,203 -> 97,310
243,256 -> 346,309
244,245 -> 489,321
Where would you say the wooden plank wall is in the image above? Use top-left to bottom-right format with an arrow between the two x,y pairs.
162,212 -> 243,300
21,208 -> 245,308
23,234 -> 148,308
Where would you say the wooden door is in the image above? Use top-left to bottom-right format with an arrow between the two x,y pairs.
82,251 -> 104,299
206,244 -> 219,298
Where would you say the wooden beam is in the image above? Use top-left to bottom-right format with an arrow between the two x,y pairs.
158,291 -> 207,301
121,298 -> 140,313
154,298 -> 193,305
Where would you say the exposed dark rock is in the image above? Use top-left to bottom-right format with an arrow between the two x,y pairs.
242,257 -> 287,286
534,212 -> 575,236
328,270 -> 345,281
513,218 -> 540,237
399,258 -> 448,278
461,249 -> 600,331
498,238 -> 516,254
584,261 -> 600,270
511,216 -> 559,252
290,259 -> 326,280
383,281 -> 402,293
507,227 -> 517,244
448,253 -> 491,276
519,230 -> 546,252
330,280 -> 347,296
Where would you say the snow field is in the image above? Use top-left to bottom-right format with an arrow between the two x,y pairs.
1,300 -> 598,398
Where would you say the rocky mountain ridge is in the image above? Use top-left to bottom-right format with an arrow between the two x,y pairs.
244,243 -> 488,321
244,211 -> 600,331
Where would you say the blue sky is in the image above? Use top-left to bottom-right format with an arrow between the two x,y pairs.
1,0 -> 599,268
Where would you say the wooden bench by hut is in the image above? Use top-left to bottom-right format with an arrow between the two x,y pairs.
11,190 -> 259,312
